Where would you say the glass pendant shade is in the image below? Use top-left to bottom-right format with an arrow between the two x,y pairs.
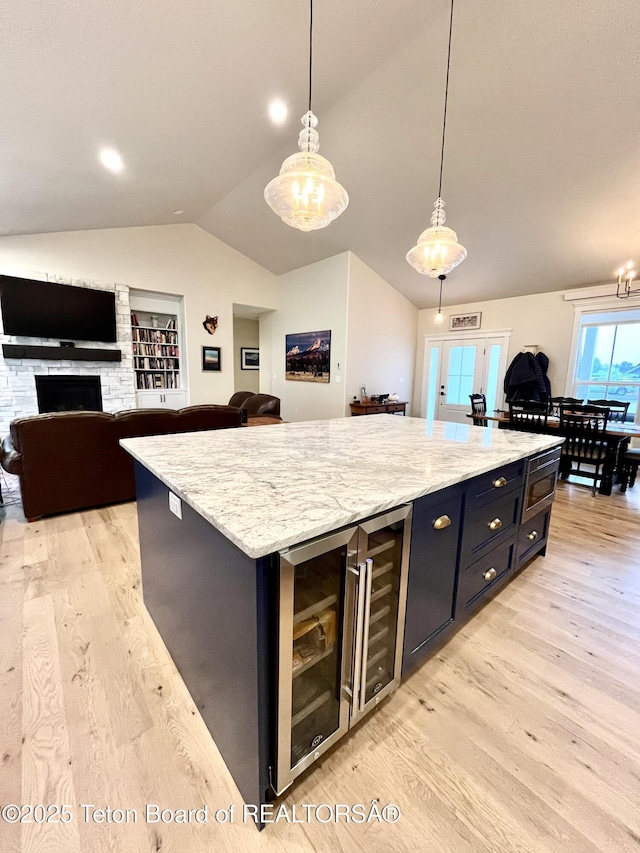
265,111 -> 349,232
406,198 -> 467,277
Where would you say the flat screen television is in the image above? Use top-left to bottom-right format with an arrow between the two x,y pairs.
0,275 -> 117,343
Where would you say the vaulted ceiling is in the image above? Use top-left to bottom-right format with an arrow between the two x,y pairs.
2,0 -> 639,308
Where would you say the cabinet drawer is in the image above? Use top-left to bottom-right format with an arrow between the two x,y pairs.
367,405 -> 387,414
516,507 -> 551,568
461,489 -> 521,564
387,404 -> 405,414
457,537 -> 515,610
467,460 -> 524,508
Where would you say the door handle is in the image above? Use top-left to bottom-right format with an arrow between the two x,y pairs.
433,515 -> 452,530
484,568 -> 497,582
350,562 -> 367,713
488,518 -> 502,531
493,476 -> 507,488
358,558 -> 374,712
527,530 -> 539,541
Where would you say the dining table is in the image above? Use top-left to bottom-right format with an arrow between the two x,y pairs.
467,411 -> 640,495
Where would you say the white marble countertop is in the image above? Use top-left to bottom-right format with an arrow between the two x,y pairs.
121,415 -> 563,559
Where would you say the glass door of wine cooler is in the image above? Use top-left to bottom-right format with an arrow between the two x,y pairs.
275,526 -> 358,795
274,506 -> 412,795
351,505 -> 412,725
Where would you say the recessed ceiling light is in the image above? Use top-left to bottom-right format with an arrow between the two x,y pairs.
268,99 -> 288,125
172,208 -> 185,215
99,148 -> 124,173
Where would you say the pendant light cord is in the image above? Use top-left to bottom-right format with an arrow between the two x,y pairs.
438,0 -> 455,199
308,0 -> 313,114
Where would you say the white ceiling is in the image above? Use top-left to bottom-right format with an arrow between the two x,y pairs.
2,0 -> 640,309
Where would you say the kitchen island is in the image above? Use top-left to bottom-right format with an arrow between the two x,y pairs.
122,415 -> 562,819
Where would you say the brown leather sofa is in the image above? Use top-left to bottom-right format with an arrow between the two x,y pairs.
228,392 -> 281,420
1,405 -> 242,520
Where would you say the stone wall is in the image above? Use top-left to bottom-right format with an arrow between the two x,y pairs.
0,274 -> 136,437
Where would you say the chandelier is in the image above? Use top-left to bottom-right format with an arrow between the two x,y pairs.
616,261 -> 639,299
407,0 -> 466,277
264,0 -> 348,231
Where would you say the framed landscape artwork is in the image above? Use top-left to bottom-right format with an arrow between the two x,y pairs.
241,347 -> 259,370
449,311 -> 482,331
285,330 -> 331,383
202,346 -> 221,371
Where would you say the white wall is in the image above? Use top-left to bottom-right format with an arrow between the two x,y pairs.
345,253 -> 418,415
263,254 -> 349,422
232,317 -> 260,394
413,288 -> 578,411
0,224 -> 280,407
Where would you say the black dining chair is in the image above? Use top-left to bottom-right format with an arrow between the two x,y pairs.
508,401 -> 549,433
549,396 -> 582,416
586,398 -> 630,423
619,446 -> 640,492
558,403 -> 612,495
469,393 -> 487,427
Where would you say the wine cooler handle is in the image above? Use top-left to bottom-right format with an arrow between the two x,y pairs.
358,558 -> 374,712
350,562 -> 367,712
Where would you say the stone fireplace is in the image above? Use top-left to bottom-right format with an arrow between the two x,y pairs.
35,375 -> 103,413
0,275 -> 136,436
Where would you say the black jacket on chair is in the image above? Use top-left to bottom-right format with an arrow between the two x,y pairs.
504,352 -> 549,402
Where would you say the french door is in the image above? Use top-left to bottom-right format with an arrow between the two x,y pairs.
422,332 -> 511,424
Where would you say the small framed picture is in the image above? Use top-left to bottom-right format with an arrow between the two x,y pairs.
449,311 -> 482,331
241,347 -> 260,370
202,346 -> 221,371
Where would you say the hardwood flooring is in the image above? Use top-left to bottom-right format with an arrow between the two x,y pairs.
1,477 -> 639,852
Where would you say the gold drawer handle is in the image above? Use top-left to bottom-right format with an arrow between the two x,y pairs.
433,514 -> 452,530
484,568 -> 497,582
493,476 -> 508,488
527,530 -> 539,541
488,518 -> 502,531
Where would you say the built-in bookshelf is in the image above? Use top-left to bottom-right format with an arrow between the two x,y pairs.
131,310 -> 180,390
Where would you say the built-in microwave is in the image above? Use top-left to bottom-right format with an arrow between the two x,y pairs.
522,446 -> 562,524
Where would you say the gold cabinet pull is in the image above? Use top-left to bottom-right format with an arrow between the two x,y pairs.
484,568 -> 497,582
527,530 -> 539,541
493,476 -> 507,488
433,515 -> 452,530
488,518 -> 502,531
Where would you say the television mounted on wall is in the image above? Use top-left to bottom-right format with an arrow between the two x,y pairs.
0,275 -> 117,343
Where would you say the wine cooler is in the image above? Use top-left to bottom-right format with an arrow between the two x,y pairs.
273,505 -> 412,794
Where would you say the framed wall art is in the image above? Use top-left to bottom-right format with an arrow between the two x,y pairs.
241,347 -> 259,370
202,346 -> 221,371
449,311 -> 482,331
285,330 -> 331,383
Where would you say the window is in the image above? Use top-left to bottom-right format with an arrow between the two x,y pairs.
572,307 -> 640,421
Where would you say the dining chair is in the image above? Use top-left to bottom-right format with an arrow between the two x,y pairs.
558,403 -> 612,495
619,447 -> 640,492
549,396 -> 582,416
508,401 -> 549,433
469,393 -> 487,427
586,398 -> 630,423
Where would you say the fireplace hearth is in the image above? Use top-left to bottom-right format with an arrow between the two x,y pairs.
35,375 -> 103,413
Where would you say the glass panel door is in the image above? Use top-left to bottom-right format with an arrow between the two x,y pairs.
438,339 -> 485,423
352,506 -> 412,724
276,527 -> 356,793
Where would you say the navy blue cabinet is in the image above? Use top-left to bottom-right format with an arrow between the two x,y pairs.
402,485 -> 464,672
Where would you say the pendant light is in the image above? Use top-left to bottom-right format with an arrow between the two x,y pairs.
264,0 -> 348,231
407,0 -> 467,277
434,274 -> 445,324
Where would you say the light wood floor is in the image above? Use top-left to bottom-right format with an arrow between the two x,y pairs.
1,476 -> 640,852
